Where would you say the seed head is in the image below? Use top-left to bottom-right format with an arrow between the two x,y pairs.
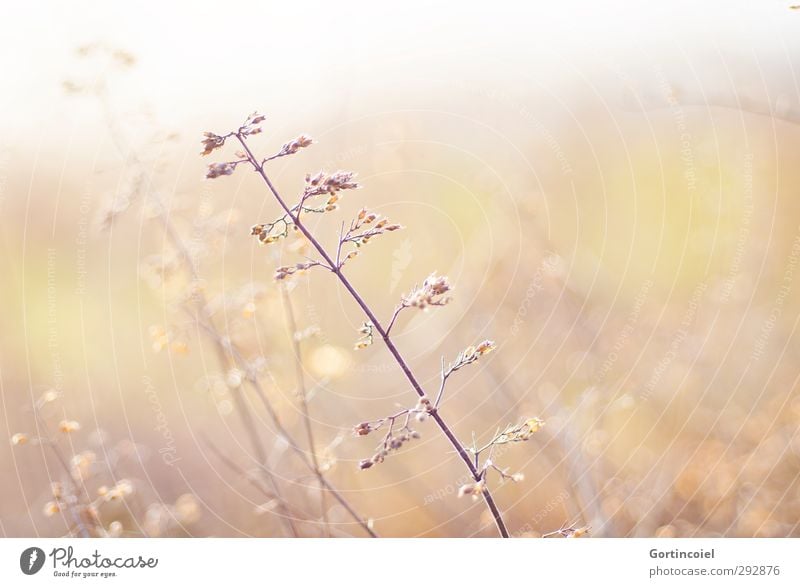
276,135 -> 314,157
206,162 -> 236,179
403,273 -> 452,309
200,132 -> 226,156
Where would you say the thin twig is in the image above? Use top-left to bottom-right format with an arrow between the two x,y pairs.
197,319 -> 378,537
200,434 -> 310,524
279,286 -> 331,537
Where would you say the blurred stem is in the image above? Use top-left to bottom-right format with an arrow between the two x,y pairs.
32,408 -> 91,537
152,201 -> 299,539
237,134 -> 510,538
279,286 -> 331,537
98,102 -> 299,537
197,320 -> 378,537
200,434 -> 308,522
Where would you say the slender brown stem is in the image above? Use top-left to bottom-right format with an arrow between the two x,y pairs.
237,134 -> 510,538
200,433 -> 310,523
279,286 -> 331,536
198,320 -> 378,537
385,305 -> 404,336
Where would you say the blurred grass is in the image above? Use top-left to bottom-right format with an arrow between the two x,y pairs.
2,4 -> 800,537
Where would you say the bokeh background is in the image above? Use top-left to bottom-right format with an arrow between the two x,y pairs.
2,0 -> 800,537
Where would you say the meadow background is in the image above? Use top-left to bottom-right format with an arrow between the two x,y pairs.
1,0 -> 800,537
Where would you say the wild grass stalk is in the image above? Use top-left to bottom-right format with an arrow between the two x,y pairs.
204,113 -> 546,537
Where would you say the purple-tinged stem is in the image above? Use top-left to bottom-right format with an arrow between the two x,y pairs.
236,134 -> 509,538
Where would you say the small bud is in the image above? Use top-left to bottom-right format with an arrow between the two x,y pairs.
458,483 -> 475,498
353,422 -> 372,436
206,162 -> 236,179
226,368 -> 244,389
11,433 -> 28,446
40,389 -> 59,405
170,341 -> 188,355
58,420 -> 81,434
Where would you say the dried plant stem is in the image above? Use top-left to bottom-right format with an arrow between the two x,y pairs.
200,434 -> 308,521
97,98 -> 301,535
149,204 -> 299,538
198,320 -> 378,537
236,135 -> 510,538
279,286 -> 331,536
138,153 -> 372,536
137,142 -> 367,537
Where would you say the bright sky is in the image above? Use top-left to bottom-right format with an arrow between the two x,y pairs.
1,1 -> 798,149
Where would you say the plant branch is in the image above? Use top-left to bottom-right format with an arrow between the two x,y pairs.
236,134 -> 509,538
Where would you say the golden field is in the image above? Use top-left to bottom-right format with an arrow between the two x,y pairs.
1,1 -> 799,538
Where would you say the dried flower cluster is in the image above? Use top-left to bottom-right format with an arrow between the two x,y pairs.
542,523 -> 591,538
354,398 -> 431,470
455,418 -> 545,500
354,322 -> 374,350
449,340 -> 496,373
205,161 -> 239,179
271,135 -> 313,159
335,208 -> 403,269
274,260 -> 322,281
302,170 -> 359,202
201,132 -> 226,156
248,170 -> 360,249
402,273 -> 452,310
12,390 -> 141,537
